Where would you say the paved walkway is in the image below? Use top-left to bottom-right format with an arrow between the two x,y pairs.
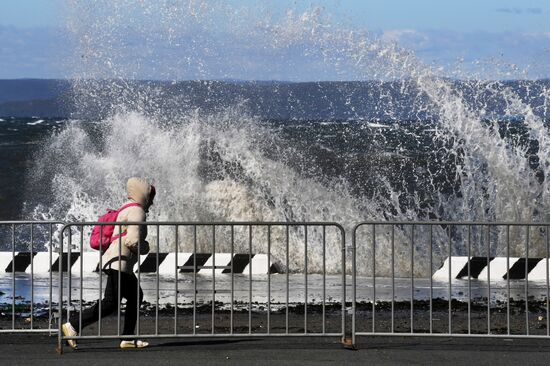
2,333 -> 550,365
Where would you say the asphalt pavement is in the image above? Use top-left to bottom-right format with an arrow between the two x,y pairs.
2,333 -> 550,365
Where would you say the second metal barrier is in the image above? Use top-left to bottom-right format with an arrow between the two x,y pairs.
352,221 -> 550,345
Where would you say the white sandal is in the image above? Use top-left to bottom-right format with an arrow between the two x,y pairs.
120,340 -> 149,349
62,322 -> 78,350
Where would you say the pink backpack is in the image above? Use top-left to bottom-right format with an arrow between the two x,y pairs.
90,203 -> 142,251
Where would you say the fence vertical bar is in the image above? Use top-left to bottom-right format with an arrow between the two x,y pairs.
68,229 -> 72,332
391,225 -> 395,333
351,225 -> 356,346
11,224 -> 15,330
467,225 -> 471,334
304,225 -> 308,334
410,224 -> 414,334
117,227 -> 122,337
212,225 -> 216,335
57,226 -> 64,353
429,224 -> 433,334
487,225 -> 491,334
175,225 -> 178,335
448,225 -> 452,334
547,225 -> 549,336
156,225 -> 160,336
30,223 -> 34,329
286,225 -> 289,334
193,225 -> 197,335
322,225 -> 326,335
137,231 -> 141,337
341,225 -> 346,343
98,225 -> 103,336
230,226 -> 234,335
249,225 -> 252,334
49,223 -> 53,332
372,224 -> 376,333
507,225 -> 511,335
525,225 -> 529,335
79,227 -> 83,337
267,225 -> 271,334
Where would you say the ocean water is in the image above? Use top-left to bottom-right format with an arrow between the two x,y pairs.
2,273 -> 549,306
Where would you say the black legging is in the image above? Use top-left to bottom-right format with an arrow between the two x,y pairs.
69,269 -> 144,337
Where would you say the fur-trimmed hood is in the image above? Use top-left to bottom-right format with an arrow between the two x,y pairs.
127,177 -> 155,209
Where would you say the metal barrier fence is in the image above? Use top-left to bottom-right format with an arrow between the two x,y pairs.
5,220 -> 550,350
57,221 -> 347,352
352,221 -> 550,345
0,221 -> 64,333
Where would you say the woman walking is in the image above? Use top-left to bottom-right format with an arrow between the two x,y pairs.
62,177 -> 156,349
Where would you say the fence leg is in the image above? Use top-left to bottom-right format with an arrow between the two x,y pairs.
341,337 -> 356,349
340,229 -> 356,350
57,231 -> 64,355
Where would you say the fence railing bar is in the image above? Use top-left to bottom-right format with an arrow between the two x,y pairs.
230,226 -> 234,335
429,224 -> 433,334
391,225 -> 395,333
193,225 -> 197,336
49,223 -> 53,334
410,224 -> 414,334
372,224 -> 376,334
490,225 -> 491,334
286,225 -> 289,335
137,232 -> 142,337
174,225 -> 179,335
79,227 -> 83,337
98,225 -> 103,336
117,227 -> 122,337
448,225 -> 452,335
322,225 -> 326,335
248,225 -> 252,335
66,333 -> 345,340
304,225 -> 308,335
68,229 -> 73,334
267,225 -> 271,335
212,225 -> 216,335
525,226 -> 529,336
547,225 -> 549,337
351,224 -> 357,346
507,225 -> 511,336
467,225 -> 471,335
57,226 -> 63,352
30,223 -> 34,330
350,220 -> 550,226
340,225 -> 346,343
156,224 -> 160,336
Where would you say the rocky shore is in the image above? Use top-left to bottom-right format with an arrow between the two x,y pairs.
2,299 -> 549,337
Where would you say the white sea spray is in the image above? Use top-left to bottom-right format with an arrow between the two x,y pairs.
25,1 -> 549,276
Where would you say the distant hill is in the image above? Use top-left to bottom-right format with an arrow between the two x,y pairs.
0,79 -> 69,103
0,79 -> 70,118
0,78 -> 548,121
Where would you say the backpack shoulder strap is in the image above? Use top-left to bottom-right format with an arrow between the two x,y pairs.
109,202 -> 144,244
118,202 -> 143,212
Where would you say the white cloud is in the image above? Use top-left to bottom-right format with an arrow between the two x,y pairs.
381,29 -> 420,43
495,7 -> 543,15
380,29 -> 550,79
2,23 -> 550,81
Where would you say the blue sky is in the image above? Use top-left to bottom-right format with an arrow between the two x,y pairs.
1,0 -> 549,80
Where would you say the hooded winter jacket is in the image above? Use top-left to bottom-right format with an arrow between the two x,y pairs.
102,177 -> 154,273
